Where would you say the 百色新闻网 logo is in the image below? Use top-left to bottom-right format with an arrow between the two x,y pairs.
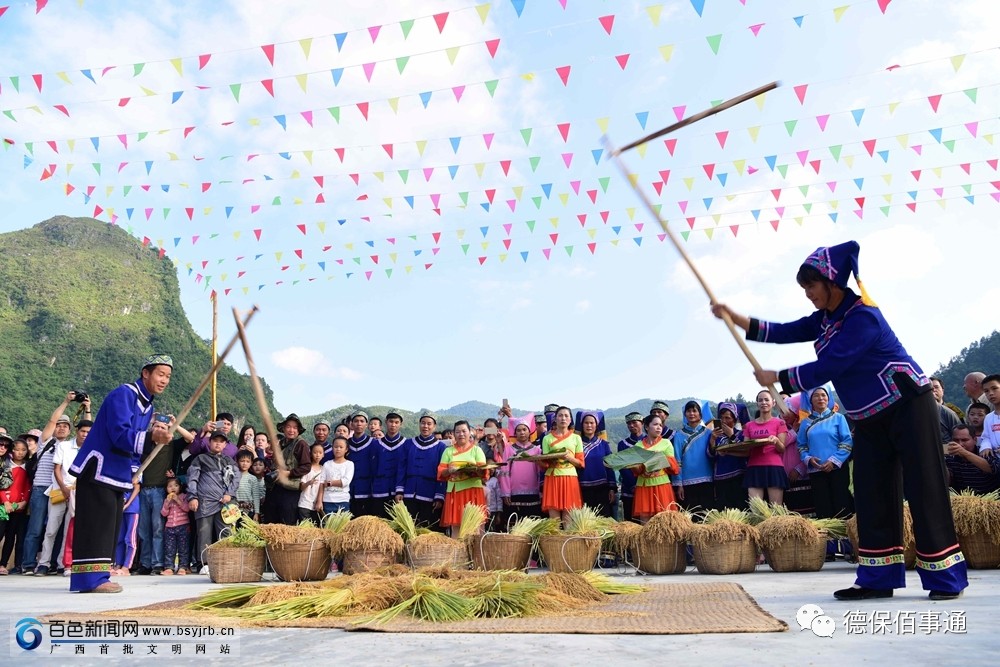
15,618 -> 44,651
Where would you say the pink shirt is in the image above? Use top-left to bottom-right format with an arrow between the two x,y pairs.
744,418 -> 788,467
160,492 -> 191,528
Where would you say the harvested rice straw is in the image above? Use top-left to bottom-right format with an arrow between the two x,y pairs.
257,522 -> 328,546
406,531 -> 463,557
746,497 -> 795,524
246,583 -> 321,607
580,571 -> 648,595
537,572 -> 606,601
321,509 -> 353,533
532,589 -> 591,614
234,588 -> 356,621
608,521 -> 642,555
689,519 -> 761,549
951,490 -> 1000,543
757,515 -> 820,549
699,507 -> 753,525
187,584 -> 263,610
386,501 -> 419,542
564,506 -> 616,536
458,503 -> 488,541
508,516 -> 561,538
811,517 -> 848,540
335,516 -> 405,556
468,578 -> 545,618
639,511 -> 693,545
360,576 -> 474,625
343,573 -> 412,612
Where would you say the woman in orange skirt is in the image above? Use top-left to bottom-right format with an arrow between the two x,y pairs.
437,421 -> 488,533
631,414 -> 681,523
539,406 -> 585,525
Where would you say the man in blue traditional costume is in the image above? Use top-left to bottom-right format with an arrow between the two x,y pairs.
394,411 -> 446,528
371,412 -> 406,517
712,240 -> 967,601
68,354 -> 173,593
348,410 -> 377,517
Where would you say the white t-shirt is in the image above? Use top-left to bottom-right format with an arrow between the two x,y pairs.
49,439 -> 81,493
320,460 -> 354,504
978,412 -> 1000,453
297,467 -> 325,510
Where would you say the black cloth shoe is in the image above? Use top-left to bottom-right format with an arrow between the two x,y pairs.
151,567 -> 163,576
834,586 -> 893,600
929,590 -> 962,601
136,566 -> 152,576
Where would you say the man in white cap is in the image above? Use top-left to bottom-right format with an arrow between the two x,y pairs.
68,354 -> 173,594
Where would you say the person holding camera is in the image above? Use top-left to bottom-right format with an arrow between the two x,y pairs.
68,354 -> 174,594
187,412 -> 238,459
22,392 -> 91,575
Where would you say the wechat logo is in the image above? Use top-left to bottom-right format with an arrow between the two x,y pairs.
15,618 -> 43,651
796,604 -> 836,637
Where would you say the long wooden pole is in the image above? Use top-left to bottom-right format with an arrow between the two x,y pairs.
211,294 -> 218,420
611,81 -> 778,155
604,87 -> 789,415
232,307 -> 287,475
133,307 -> 259,481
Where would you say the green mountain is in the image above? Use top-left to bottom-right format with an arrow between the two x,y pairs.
934,330 -> 1000,411
0,216 -> 280,433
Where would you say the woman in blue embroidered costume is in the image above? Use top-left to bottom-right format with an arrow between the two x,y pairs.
68,354 -> 174,594
711,240 -> 967,602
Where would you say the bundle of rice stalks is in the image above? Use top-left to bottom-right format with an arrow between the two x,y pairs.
746,497 -> 796,524
467,577 -> 545,618
334,516 -> 405,557
458,503 -> 488,541
690,509 -> 760,548
407,531 -> 464,557
321,509 -> 353,533
257,521 -> 329,546
508,516 -> 561,538
362,576 -> 473,625
532,589 -> 591,614
236,588 -> 356,621
536,572 -> 606,601
639,511 -> 693,545
563,506 -> 615,536
811,517 -> 848,540
757,515 -> 820,550
608,521 -> 643,554
386,501 -> 419,542
580,571 -> 648,595
247,583 -> 321,607
211,521 -> 266,549
342,572 -> 412,611
951,490 -> 1000,543
186,584 -> 263,610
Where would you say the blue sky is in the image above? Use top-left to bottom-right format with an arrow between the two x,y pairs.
1,0 -> 998,416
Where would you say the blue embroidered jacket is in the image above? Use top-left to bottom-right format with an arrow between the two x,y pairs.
675,424 -> 713,486
797,410 -> 853,468
747,289 -> 929,420
348,434 -> 377,499
579,437 -> 616,487
396,435 -> 447,502
371,433 -> 406,499
70,378 -> 155,491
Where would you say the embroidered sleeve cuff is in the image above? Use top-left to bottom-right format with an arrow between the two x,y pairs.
133,432 -> 145,456
779,368 -> 802,394
747,318 -> 764,342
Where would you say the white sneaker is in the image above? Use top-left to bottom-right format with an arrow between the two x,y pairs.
63,569 -> 71,577
199,565 -> 209,575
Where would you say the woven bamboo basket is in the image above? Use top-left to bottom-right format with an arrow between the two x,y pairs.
633,540 -> 687,575
205,546 -> 266,584
847,515 -> 916,569
405,541 -> 470,569
957,531 -> 1000,569
693,537 -> 757,575
469,533 -> 533,571
266,541 -> 331,582
764,531 -> 827,573
342,549 -> 399,575
538,534 -> 601,573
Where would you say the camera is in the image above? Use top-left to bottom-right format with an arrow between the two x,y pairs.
71,391 -> 89,403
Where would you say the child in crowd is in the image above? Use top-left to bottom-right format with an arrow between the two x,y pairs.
978,375 -> 1000,456
160,477 -> 191,575
235,450 -> 264,521
744,390 -> 789,505
484,473 -> 504,532
0,438 -> 31,575
187,431 -> 240,574
112,476 -> 141,576
319,437 -> 353,515
297,443 -> 326,523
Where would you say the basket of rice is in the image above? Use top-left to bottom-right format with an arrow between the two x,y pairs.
260,522 -> 332,582
690,509 -> 759,575
633,511 -> 692,575
951,490 -> 1000,569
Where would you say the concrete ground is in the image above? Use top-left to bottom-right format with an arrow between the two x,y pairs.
2,562 -> 996,666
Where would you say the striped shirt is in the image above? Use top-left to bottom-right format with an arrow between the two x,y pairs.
945,454 -> 1000,494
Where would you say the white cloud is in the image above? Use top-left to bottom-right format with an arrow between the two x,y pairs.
271,346 -> 361,380
575,299 -> 590,312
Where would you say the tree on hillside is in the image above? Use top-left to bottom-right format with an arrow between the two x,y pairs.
933,331 -> 1000,406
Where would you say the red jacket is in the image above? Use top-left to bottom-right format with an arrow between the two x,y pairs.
0,464 -> 31,508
